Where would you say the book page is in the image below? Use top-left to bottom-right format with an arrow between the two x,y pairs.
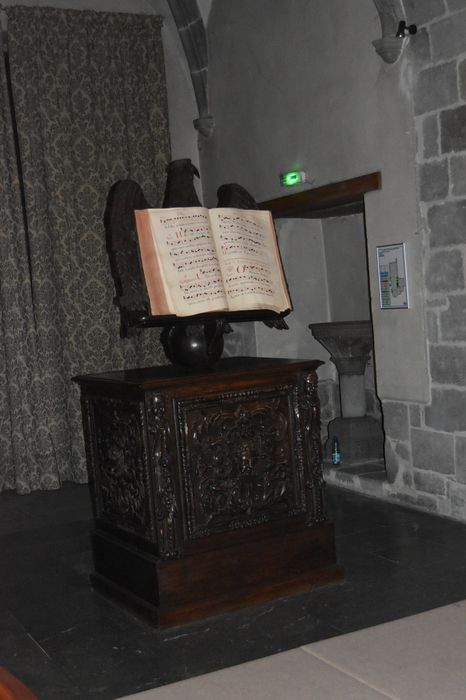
210,208 -> 291,313
135,209 -> 173,315
144,207 -> 228,316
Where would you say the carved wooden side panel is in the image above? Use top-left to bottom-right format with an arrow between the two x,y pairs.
298,371 -> 326,524
80,396 -> 98,519
146,392 -> 181,558
86,397 -> 156,541
176,384 -> 308,539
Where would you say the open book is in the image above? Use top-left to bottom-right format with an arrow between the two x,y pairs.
134,207 -> 292,317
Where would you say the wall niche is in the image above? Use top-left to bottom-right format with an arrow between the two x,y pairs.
256,173 -> 386,480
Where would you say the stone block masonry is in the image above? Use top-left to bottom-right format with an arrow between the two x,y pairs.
448,0 -> 466,13
426,389 -> 466,432
426,311 -> 439,343
401,2 -> 466,519
441,105 -> 466,153
383,401 -> 409,442
426,250 -> 464,293
411,428 -> 455,473
405,0 -> 448,26
450,154 -> 466,195
419,160 -> 449,201
430,344 -> 466,385
413,62 -> 458,116
413,469 -> 446,495
427,201 -> 466,246
454,436 -> 466,484
422,114 -> 439,159
327,3 -> 466,523
430,9 -> 466,62
440,296 -> 466,341
459,58 -> 466,100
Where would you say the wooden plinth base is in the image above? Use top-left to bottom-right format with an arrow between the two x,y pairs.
91,522 -> 344,627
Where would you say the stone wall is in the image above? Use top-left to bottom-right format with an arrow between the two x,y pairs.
307,0 -> 466,521
364,0 -> 466,519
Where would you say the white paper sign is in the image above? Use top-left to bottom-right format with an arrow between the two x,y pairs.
376,243 -> 409,309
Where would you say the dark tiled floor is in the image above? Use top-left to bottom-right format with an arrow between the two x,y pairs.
2,484 -> 466,699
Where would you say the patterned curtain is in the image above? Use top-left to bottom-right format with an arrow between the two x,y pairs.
1,7 -> 170,493
0,43 -> 54,493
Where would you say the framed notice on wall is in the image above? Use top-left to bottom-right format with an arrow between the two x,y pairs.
376,243 -> 409,309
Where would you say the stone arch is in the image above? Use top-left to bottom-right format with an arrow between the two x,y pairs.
166,0 -> 213,137
373,0 -> 406,35
166,0 -> 409,139
372,0 -> 408,64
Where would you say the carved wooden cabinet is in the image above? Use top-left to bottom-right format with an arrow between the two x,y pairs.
74,357 -> 342,626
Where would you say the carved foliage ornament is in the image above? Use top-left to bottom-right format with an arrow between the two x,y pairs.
146,393 -> 180,558
177,385 -> 307,538
93,398 -> 153,538
298,371 -> 326,524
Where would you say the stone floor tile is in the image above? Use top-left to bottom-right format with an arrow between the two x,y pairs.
2,484 -> 466,698
304,601 -> 466,700
116,648 -> 392,700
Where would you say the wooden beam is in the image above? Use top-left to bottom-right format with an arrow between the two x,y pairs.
259,171 -> 381,219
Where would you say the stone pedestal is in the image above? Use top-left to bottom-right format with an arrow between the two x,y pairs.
309,320 -> 384,464
340,374 -> 367,418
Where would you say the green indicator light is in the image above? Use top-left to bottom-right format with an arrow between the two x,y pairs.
280,170 -> 306,187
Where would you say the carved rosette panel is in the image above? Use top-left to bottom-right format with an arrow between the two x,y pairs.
298,371 -> 326,524
177,385 -> 307,539
146,393 -> 180,558
91,398 -> 153,539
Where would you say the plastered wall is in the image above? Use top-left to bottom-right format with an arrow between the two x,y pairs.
201,0 -> 429,405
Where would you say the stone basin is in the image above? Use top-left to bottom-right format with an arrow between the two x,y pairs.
308,320 -> 373,376
309,320 -> 373,418
308,319 -> 384,465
